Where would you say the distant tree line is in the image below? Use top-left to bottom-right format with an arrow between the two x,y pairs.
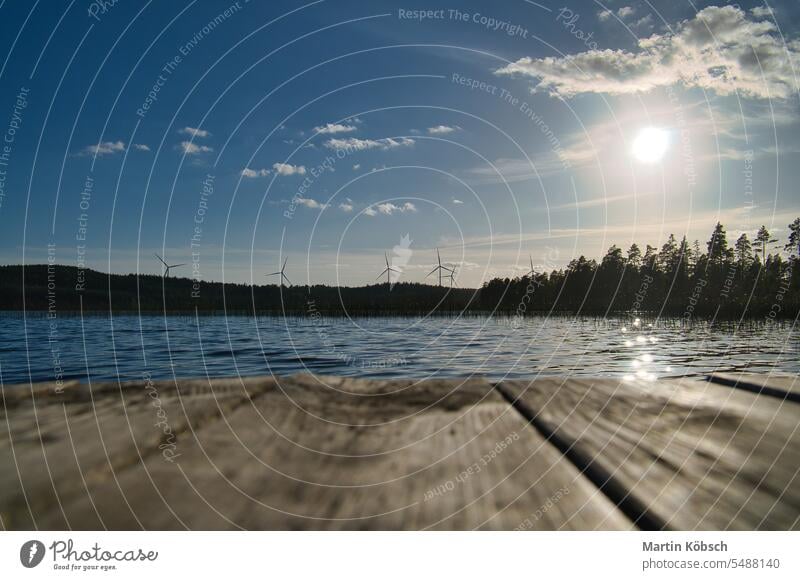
0,266 -> 475,315
479,218 -> 800,318
1,218 -> 798,318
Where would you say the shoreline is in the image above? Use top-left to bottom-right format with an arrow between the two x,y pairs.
2,309 -> 798,321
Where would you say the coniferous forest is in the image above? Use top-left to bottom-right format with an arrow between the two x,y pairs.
2,219 -> 799,318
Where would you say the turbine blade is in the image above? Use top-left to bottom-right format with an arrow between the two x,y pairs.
282,273 -> 291,285
172,263 -> 186,268
154,253 -> 168,266
425,267 -> 438,277
282,257 -> 288,270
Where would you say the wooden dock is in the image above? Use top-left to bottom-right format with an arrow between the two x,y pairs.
1,372 -> 798,530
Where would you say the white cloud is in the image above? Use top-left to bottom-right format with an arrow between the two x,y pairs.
427,125 -> 459,134
452,198 -> 464,205
365,202 -> 418,216
617,6 -> 635,19
598,9 -> 612,22
272,162 -> 306,176
751,6 -> 774,18
632,15 -> 654,30
339,198 -> 354,212
324,137 -> 415,151
180,141 -> 213,154
314,123 -> 357,134
496,6 -> 800,99
352,164 -> 361,170
179,126 -> 211,138
296,197 -> 327,210
242,167 -> 270,178
82,141 -> 125,156
133,143 -> 150,151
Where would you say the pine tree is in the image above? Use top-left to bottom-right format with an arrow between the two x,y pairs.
735,233 -> 753,269
626,243 -> 642,269
707,222 -> 731,265
659,234 -> 679,272
785,218 -> 800,257
754,225 -> 777,263
643,245 -> 657,272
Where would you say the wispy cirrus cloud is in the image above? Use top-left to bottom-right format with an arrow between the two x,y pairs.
80,140 -> 125,156
497,6 -> 800,99
324,137 -> 415,151
241,167 -> 270,178
272,162 -> 306,176
314,123 -> 357,134
364,202 -> 417,216
296,196 -> 327,209
427,125 -> 459,134
179,126 -> 211,138
180,141 -> 213,154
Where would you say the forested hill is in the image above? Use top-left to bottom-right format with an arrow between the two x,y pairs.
0,265 -> 475,314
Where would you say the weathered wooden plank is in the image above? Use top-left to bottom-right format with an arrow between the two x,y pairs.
0,376 -> 273,529
497,377 -> 800,530
707,372 -> 800,404
36,375 -> 632,530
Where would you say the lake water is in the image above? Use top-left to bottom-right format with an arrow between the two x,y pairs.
0,313 -> 797,385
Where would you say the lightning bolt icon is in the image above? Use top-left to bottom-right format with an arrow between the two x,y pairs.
28,543 -> 38,564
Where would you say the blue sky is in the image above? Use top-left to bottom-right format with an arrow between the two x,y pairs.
0,0 -> 798,286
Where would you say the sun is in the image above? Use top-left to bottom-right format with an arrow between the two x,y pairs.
632,127 -> 669,163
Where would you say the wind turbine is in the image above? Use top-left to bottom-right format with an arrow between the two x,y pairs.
426,248 -> 453,287
524,255 -> 536,278
376,252 -> 399,286
154,253 -> 185,278
267,257 -> 291,287
444,263 -> 459,287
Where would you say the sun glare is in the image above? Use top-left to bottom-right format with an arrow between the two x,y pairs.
632,127 -> 669,163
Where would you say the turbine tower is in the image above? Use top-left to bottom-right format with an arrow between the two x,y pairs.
376,252 -> 399,286
525,255 -> 536,278
444,263 -> 459,287
426,248 -> 453,287
154,253 -> 185,278
267,257 -> 291,287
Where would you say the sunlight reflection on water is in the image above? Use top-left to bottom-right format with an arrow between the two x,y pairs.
0,313 -> 797,384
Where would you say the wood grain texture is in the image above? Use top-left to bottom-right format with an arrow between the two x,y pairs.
0,376 -> 273,529
3,375 -> 630,530
4,373 -> 797,531
497,376 -> 800,530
